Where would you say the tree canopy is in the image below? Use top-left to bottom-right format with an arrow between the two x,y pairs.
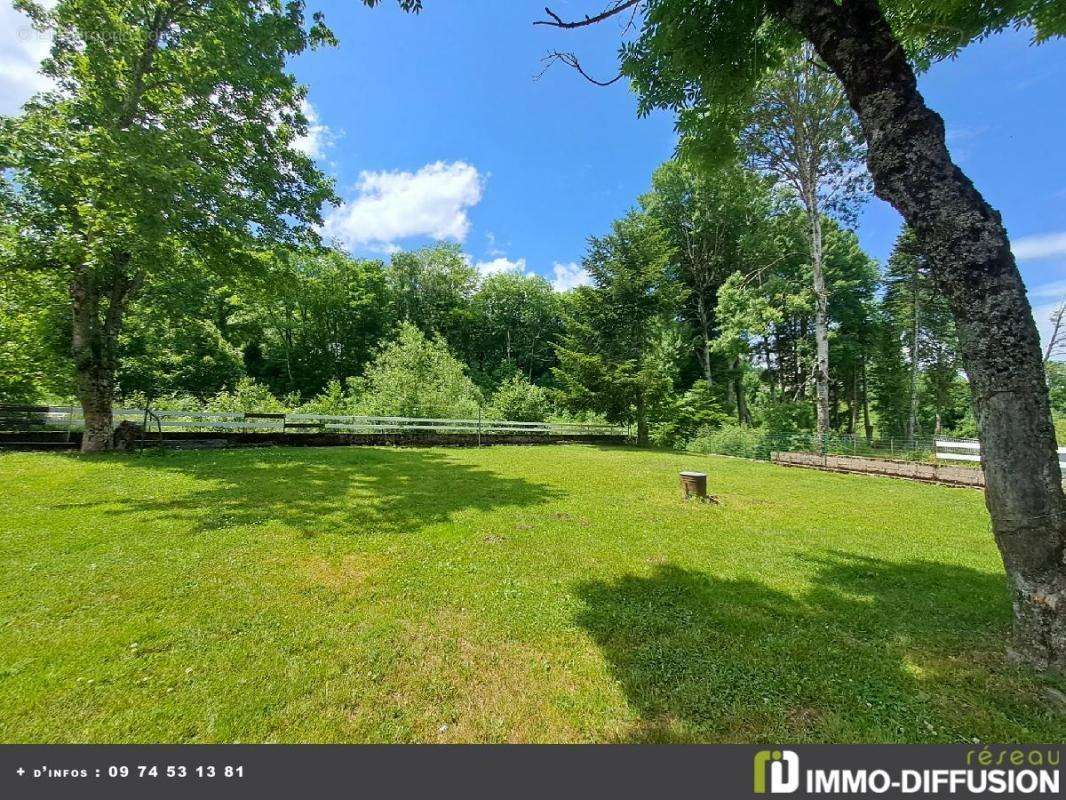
620,0 -> 1065,157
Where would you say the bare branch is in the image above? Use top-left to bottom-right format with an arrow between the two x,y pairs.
536,50 -> 623,86
1044,300 -> 1066,365
534,1 -> 642,30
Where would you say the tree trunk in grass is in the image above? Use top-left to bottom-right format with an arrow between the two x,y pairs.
733,357 -> 749,425
848,370 -> 858,436
635,396 -> 649,446
71,272 -> 113,452
77,375 -> 115,452
776,0 -> 1066,670
70,263 -> 139,453
906,264 -> 921,442
861,356 -> 874,444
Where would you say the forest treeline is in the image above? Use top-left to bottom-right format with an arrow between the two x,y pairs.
6,154 -> 1062,445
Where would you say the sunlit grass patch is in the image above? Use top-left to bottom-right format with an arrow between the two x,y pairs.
0,445 -> 1061,742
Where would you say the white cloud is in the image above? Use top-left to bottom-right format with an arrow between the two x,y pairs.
1013,232 -> 1066,262
323,160 -> 484,251
1028,279 -> 1066,301
945,124 -> 990,144
484,231 -> 506,258
0,3 -> 54,115
551,261 -> 592,292
474,256 -> 527,277
292,100 -> 334,160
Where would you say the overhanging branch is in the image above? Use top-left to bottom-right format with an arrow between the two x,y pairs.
533,1 -> 642,30
536,50 -> 623,86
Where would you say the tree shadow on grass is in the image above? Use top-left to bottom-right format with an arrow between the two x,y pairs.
574,553 -> 1062,742
53,447 -> 560,536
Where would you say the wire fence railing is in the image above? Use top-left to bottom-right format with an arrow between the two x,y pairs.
774,432 -> 952,461
0,405 -> 624,438
7,405 -> 1058,469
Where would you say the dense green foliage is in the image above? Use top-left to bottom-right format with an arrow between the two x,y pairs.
350,322 -> 482,419
485,375 -> 553,422
871,228 -> 961,438
2,445 -> 1062,742
553,211 -> 682,444
470,271 -> 563,388
248,251 -> 392,399
623,0 -> 1066,160
0,0 -> 338,447
0,171 -> 1008,443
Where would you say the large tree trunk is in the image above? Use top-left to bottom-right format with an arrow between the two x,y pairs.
635,396 -> 649,447
778,0 -> 1066,670
69,263 -> 138,453
701,338 -> 714,387
733,356 -> 749,425
696,294 -> 715,387
77,377 -> 114,452
70,271 -> 114,452
848,369 -> 858,435
764,339 -> 776,401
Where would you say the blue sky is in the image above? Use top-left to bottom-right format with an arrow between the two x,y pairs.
1,0 -> 1063,343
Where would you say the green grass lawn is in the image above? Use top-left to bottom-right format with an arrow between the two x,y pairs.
1,444 -> 1062,743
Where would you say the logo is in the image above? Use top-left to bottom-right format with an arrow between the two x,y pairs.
754,750 -> 800,794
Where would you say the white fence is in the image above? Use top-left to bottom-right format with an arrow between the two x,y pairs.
936,438 -> 1066,470
6,406 -> 623,437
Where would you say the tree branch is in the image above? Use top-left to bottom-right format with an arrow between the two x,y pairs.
534,1 -> 642,30
1044,300 -> 1066,365
536,50 -> 623,86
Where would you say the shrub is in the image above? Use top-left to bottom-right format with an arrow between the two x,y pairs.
297,379 -> 354,415
486,375 -> 552,422
353,322 -> 482,419
118,316 -> 245,401
756,400 -> 814,432
121,391 -> 203,412
652,381 -> 730,448
206,378 -> 287,413
546,405 -> 610,426
946,406 -> 979,439
686,423 -> 769,460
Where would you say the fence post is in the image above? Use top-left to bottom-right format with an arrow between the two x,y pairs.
477,407 -> 482,448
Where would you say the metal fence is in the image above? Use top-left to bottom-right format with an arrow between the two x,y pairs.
0,405 -> 623,438
772,432 -> 949,462
688,429 -> 983,465
700,431 -> 1064,470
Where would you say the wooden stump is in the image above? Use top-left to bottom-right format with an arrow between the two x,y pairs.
680,471 -> 708,501
112,420 -> 144,452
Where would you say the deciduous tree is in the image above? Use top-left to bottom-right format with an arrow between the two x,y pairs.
740,45 -> 868,434
1,0 -> 335,450
642,159 -> 774,394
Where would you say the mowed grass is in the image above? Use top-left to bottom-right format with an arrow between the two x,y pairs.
1,444 -> 1062,743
